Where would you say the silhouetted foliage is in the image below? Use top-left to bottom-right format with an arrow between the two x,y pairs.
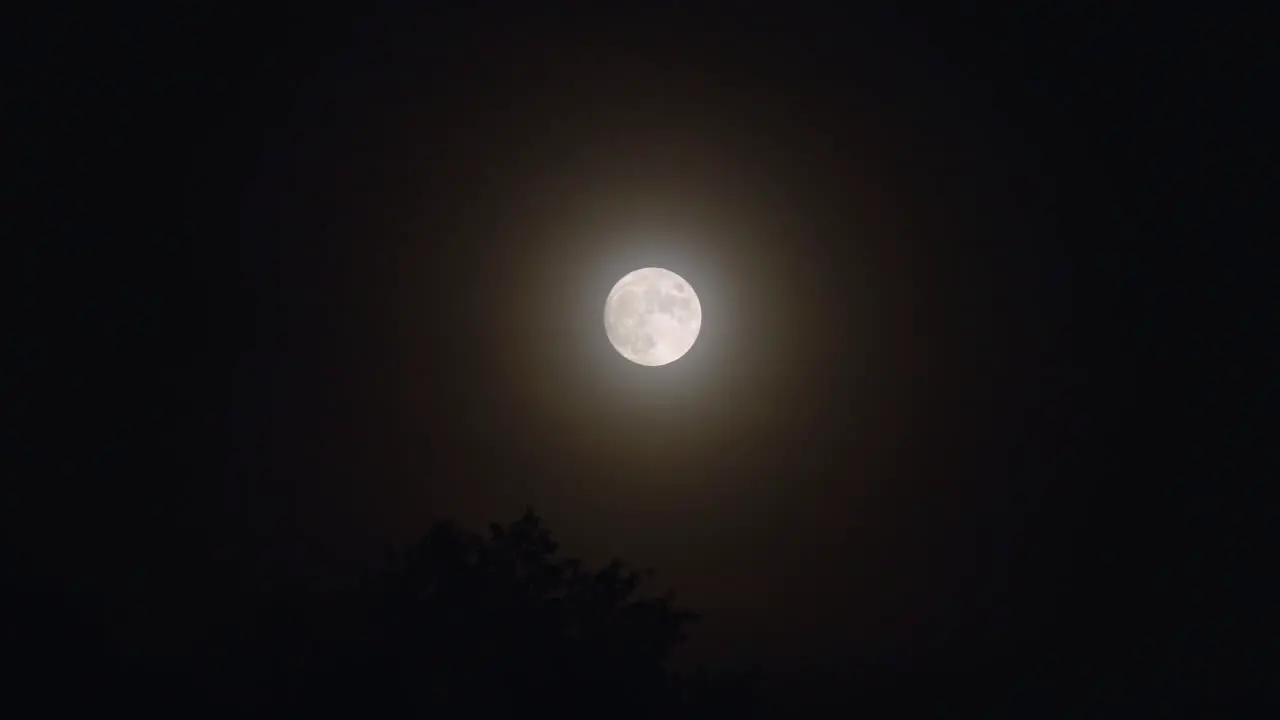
301,508 -> 719,718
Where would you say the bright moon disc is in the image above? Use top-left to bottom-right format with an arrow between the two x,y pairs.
604,268 -> 702,366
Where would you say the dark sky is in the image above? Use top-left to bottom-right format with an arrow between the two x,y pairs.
18,2 -> 1260,710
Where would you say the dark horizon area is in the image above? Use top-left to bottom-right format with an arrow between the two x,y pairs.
8,3 -> 1268,715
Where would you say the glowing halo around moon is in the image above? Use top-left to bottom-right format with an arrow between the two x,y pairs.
603,268 -> 702,366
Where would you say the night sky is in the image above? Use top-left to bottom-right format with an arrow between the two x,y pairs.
13,3 -> 1260,712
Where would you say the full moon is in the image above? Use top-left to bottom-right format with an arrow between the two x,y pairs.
604,268 -> 702,366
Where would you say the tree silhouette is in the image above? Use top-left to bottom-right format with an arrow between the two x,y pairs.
283,508 -> 762,718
